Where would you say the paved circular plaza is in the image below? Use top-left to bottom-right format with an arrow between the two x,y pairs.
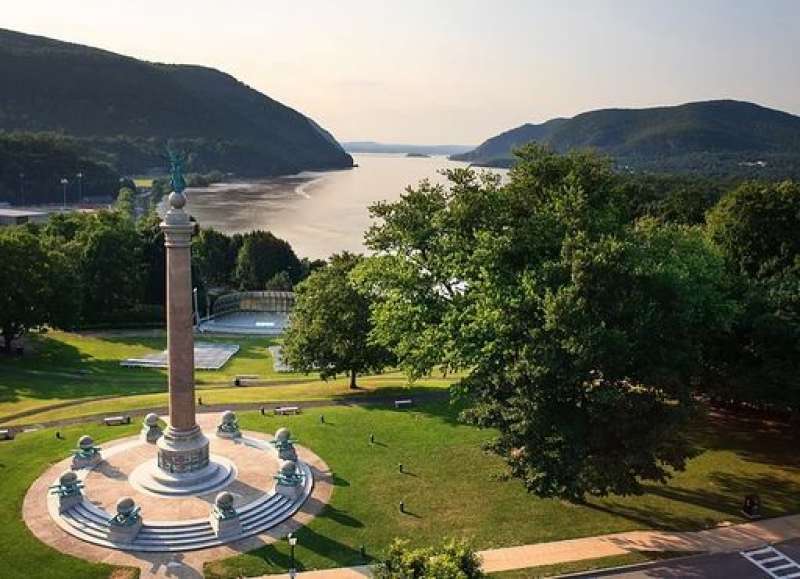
23,412 -> 332,578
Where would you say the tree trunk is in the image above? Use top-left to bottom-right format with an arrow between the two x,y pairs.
349,369 -> 358,389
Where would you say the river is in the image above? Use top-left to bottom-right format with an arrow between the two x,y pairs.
181,153 -> 500,259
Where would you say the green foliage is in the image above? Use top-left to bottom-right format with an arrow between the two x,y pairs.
234,230 -> 302,290
453,100 -> 800,180
193,227 -> 239,288
263,270 -> 293,291
0,228 -> 59,349
707,180 -> 800,279
114,186 -> 136,220
0,132 -> 120,205
358,145 -> 736,499
0,28 -> 352,178
283,253 -> 395,388
376,538 -> 484,579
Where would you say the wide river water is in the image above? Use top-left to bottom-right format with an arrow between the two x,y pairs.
182,153 -> 500,259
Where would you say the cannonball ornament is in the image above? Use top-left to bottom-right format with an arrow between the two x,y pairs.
168,191 -> 186,209
280,460 -> 297,475
222,410 -> 236,424
59,471 -> 78,486
116,496 -> 136,515
275,427 -> 291,441
215,491 -> 234,509
78,435 -> 94,449
144,413 -> 159,427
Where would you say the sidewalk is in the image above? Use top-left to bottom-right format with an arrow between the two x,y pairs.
258,513 -> 800,577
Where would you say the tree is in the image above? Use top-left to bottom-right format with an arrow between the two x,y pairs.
194,227 -> 237,288
0,228 -> 80,350
234,230 -> 302,290
356,145 -> 735,499
282,253 -> 394,389
0,228 -> 52,350
138,211 -> 166,305
264,271 -> 293,291
376,539 -> 484,579
76,212 -> 143,321
707,180 -> 800,279
114,186 -> 136,221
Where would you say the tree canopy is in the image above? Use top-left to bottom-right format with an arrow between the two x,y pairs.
282,253 -> 395,388
356,145 -> 737,499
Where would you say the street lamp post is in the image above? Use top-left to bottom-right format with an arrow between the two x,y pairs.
288,533 -> 298,577
18,173 -> 24,206
76,172 -> 83,203
60,178 -> 69,210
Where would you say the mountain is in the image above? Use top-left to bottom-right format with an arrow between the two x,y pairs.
453,100 -> 800,178
0,28 -> 353,176
343,142 -> 474,156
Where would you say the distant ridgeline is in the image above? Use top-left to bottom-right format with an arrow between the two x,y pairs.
0,28 -> 352,203
453,100 -> 800,179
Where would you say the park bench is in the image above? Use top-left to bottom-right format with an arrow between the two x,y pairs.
233,374 -> 260,386
274,406 -> 301,415
394,399 -> 413,409
103,415 -> 131,426
0,429 -> 14,441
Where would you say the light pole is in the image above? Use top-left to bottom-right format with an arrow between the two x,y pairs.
18,173 -> 24,206
288,533 -> 298,577
60,178 -> 69,210
76,172 -> 83,203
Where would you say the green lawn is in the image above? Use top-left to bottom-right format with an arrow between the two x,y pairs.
0,331 -> 451,424
205,403 -> 800,577
1,401 -> 798,579
0,420 -> 142,579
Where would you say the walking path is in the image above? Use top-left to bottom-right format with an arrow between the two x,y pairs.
256,513 -> 800,577
2,390 -> 449,432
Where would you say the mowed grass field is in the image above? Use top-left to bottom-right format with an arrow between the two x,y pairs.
0,331 -> 451,425
0,401 -> 798,578
205,403 -> 800,577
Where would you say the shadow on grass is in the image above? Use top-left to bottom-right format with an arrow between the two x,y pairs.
589,471 -> 800,532
238,524 -> 367,572
0,334 -> 167,408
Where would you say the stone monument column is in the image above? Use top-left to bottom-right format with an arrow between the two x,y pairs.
155,182 -> 210,475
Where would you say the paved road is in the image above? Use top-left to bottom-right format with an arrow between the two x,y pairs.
580,539 -> 800,578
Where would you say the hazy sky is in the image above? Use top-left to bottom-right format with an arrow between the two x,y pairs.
4,0 -> 800,144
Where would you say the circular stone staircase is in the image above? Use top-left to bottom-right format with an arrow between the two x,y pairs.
45,432 -> 314,552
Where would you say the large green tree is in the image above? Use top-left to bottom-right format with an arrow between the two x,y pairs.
234,230 -> 301,290
707,180 -> 800,279
194,227 -> 238,288
75,212 -> 143,321
357,145 -> 735,499
0,227 -> 80,350
282,253 -> 395,389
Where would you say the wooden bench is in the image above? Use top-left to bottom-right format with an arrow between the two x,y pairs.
274,406 -> 301,415
0,429 -> 14,441
103,415 -> 131,426
394,399 -> 413,409
233,374 -> 260,386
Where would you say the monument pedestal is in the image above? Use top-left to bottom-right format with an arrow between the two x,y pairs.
276,483 -> 302,500
108,520 -> 142,544
55,493 -> 83,514
157,425 -> 210,473
210,514 -> 242,538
